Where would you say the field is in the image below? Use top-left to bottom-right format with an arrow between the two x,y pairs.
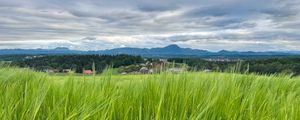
1,67 -> 300,119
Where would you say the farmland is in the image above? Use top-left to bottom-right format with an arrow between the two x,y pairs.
1,66 -> 300,119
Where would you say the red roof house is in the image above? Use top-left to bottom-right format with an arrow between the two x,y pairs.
83,70 -> 93,75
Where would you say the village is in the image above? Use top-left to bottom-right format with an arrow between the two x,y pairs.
43,59 -> 192,75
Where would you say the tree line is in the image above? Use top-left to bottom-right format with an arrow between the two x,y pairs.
11,55 -> 144,73
168,57 -> 300,76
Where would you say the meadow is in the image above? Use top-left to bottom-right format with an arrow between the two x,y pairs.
1,66 -> 300,119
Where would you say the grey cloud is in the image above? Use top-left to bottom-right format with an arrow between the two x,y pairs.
137,4 -> 179,12
158,35 -> 212,42
186,7 -> 228,17
82,37 -> 97,40
262,9 -> 297,18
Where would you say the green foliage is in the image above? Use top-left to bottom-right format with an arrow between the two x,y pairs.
11,55 -> 144,73
1,67 -> 300,119
168,57 -> 300,75
0,55 -> 28,62
118,64 -> 141,73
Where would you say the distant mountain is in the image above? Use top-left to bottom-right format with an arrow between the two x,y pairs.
102,44 -> 210,56
54,47 -> 70,50
0,44 -> 299,58
282,51 -> 300,54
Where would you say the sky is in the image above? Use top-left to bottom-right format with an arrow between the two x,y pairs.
0,0 -> 300,51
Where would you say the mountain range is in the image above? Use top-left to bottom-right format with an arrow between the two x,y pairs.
0,44 -> 299,58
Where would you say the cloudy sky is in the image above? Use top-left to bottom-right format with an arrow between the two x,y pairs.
0,0 -> 300,51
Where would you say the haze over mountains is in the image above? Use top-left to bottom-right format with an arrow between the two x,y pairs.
0,44 -> 299,58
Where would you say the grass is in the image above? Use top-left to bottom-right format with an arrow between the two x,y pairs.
1,66 -> 300,119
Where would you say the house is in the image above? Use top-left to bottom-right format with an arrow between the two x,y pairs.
203,69 -> 212,72
140,67 -> 149,74
153,62 -> 161,69
159,59 -> 168,62
83,70 -> 93,75
63,69 -> 72,73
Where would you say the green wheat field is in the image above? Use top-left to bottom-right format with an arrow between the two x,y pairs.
1,67 -> 300,120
